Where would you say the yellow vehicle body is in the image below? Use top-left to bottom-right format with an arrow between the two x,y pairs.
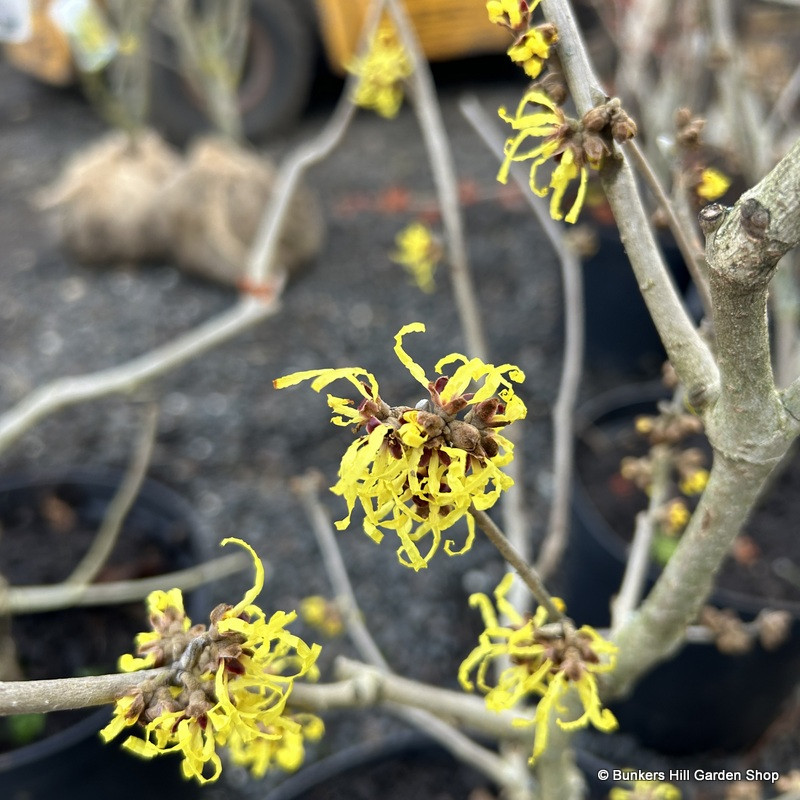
314,0 -> 510,72
6,1 -> 509,85
3,0 -> 74,85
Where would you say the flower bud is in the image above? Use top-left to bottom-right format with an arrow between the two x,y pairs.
447,420 -> 480,452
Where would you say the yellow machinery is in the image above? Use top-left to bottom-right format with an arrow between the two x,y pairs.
315,0 -> 509,72
3,0 -> 509,140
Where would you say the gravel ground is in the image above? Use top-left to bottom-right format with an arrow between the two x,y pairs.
0,54 -> 566,799
1,49 -> 798,800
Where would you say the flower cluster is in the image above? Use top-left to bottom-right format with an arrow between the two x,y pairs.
300,595 -> 344,638
487,0 -> 532,29
486,1 -> 557,80
497,90 -> 637,223
459,573 -> 618,763
390,222 -> 441,293
101,538 -> 322,783
274,323 -> 526,570
349,21 -> 412,118
620,407 -> 709,565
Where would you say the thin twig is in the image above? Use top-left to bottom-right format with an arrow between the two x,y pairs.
392,705 -> 525,791
458,95 -> 584,583
386,0 -> 488,361
470,507 -> 562,621
766,59 -> 800,135
626,139 -> 712,318
0,295 -> 279,456
541,0 -> 720,407
5,551 -> 250,614
610,447 -> 671,631
291,469 -> 526,793
246,0 -> 388,286
291,472 -> 388,670
296,669 -> 538,748
707,0 -> 770,181
66,404 -> 159,587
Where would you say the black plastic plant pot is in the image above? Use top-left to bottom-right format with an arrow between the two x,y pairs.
262,734 -> 621,800
0,468 -> 210,800
263,734 -> 490,800
562,386 -> 800,754
580,225 -> 692,377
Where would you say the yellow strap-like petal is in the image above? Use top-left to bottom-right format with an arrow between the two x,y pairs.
221,537 -> 265,616
393,323 -> 429,388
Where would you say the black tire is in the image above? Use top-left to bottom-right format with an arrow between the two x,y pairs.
148,0 -> 314,144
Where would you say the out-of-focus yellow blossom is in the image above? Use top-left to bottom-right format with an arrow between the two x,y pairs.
664,499 -> 690,533
486,0 -> 537,30
459,573 -> 617,763
609,779 -> 682,800
274,323 -> 526,570
300,596 -> 344,638
506,25 -> 558,79
390,222 -> 441,293
101,538 -> 322,784
497,89 -> 590,224
349,22 -> 411,119
679,468 -> 709,496
696,167 -> 730,201
225,711 -> 324,777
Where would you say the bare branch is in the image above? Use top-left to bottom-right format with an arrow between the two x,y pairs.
0,669 -> 165,715
470,507 -> 562,621
386,0 -> 488,361
291,472 -> 388,670
0,295 -> 278,456
66,404 -> 159,587
246,0 -> 388,286
458,95 -> 583,582
6,551 -> 250,615
541,0 -> 720,409
626,139 -> 712,318
611,447 -> 671,631
610,138 -> 800,697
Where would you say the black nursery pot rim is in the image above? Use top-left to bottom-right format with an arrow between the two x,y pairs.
0,466 -> 210,774
573,383 -> 800,620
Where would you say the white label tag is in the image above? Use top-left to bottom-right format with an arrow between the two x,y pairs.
0,0 -> 32,43
49,0 -> 117,72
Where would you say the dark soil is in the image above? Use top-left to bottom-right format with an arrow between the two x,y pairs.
575,395 -> 800,611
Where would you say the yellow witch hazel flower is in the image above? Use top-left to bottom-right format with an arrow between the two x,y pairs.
459,573 -> 618,763
300,595 -> 344,638
696,167 -> 731,201
274,323 -> 526,570
486,0 -> 537,30
101,538 -> 322,784
390,222 -> 441,293
609,779 -> 682,800
349,21 -> 412,119
506,25 -> 559,79
497,89 -> 585,224
497,90 -> 636,223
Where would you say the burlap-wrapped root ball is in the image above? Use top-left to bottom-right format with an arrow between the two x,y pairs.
36,129 -> 181,264
161,137 -> 325,286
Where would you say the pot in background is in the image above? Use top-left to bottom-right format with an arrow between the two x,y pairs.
579,222 -> 693,377
562,386 -> 800,754
0,468 -> 210,800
